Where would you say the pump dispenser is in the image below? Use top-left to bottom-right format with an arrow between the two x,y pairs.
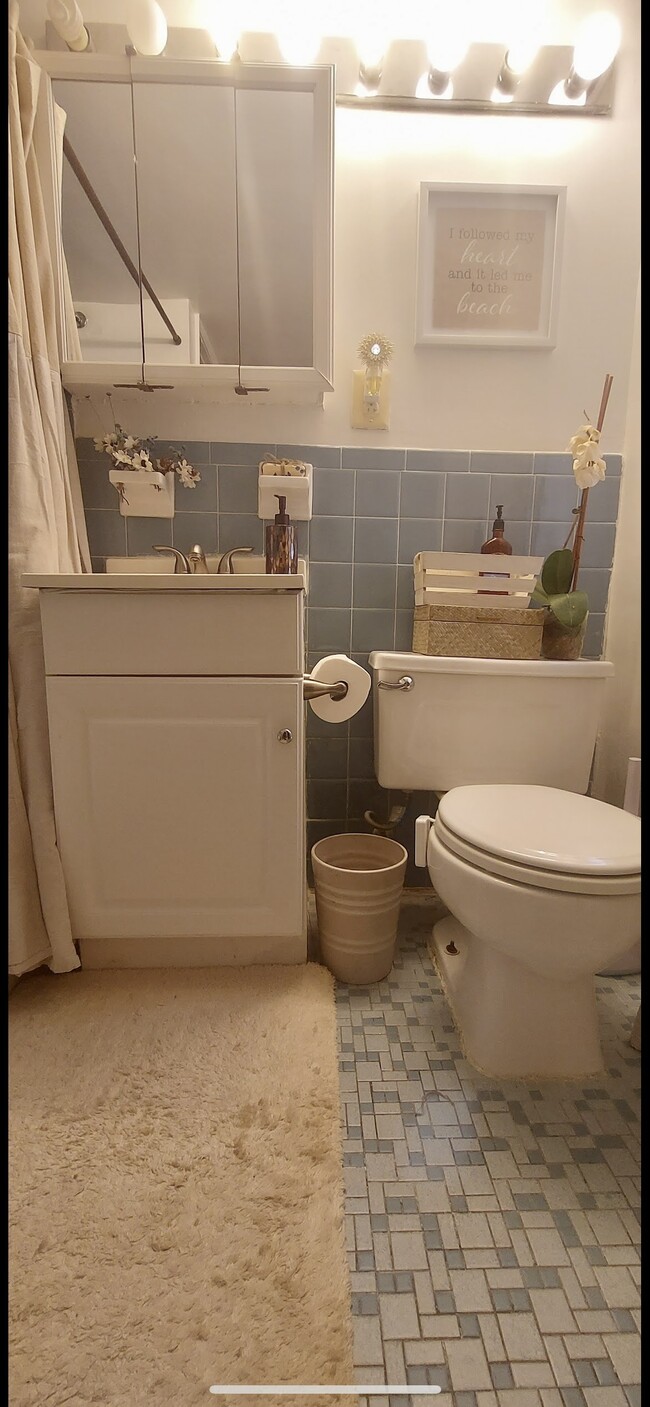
478,505 -> 512,595
265,494 -> 298,574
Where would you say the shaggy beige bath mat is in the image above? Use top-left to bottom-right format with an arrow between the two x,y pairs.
9,965 -> 356,1407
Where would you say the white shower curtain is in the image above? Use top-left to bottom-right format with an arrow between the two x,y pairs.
9,5 -> 91,975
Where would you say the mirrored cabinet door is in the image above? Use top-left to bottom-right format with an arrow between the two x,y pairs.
235,85 -> 315,370
41,54 -> 334,400
130,76 -> 239,368
53,76 -> 143,366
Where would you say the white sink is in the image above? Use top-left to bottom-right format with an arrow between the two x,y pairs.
23,554 -> 308,593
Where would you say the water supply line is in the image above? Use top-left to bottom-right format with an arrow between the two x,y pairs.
364,793 -> 413,837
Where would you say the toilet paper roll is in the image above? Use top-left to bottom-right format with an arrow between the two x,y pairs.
307,653 -> 371,723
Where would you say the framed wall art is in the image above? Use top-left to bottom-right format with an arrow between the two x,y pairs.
415,183 -> 566,348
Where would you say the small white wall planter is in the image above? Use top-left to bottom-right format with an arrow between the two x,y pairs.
258,465 -> 313,521
109,468 -> 175,518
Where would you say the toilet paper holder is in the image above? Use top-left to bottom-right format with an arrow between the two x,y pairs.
303,675 -> 349,702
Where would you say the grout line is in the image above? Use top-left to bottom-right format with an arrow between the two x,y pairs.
393,470 -> 403,650
346,474 -> 357,828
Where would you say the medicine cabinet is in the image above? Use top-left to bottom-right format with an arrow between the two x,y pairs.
37,52 -> 334,404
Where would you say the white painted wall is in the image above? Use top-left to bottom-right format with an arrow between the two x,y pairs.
591,273 -> 641,807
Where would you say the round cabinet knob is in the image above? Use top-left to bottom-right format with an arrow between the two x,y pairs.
277,729 -> 293,743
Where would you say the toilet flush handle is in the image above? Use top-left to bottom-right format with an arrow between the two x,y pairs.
378,675 -> 414,690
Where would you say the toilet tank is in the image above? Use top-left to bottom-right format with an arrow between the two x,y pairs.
369,652 -> 614,794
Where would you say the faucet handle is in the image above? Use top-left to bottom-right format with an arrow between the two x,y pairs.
152,545 -> 190,574
218,546 -> 254,574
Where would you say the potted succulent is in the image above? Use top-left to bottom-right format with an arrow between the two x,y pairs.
531,373 -> 613,660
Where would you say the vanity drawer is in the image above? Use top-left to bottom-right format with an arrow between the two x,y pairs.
39,589 -> 304,676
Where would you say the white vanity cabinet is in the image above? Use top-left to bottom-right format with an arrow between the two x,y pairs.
26,575 -> 307,968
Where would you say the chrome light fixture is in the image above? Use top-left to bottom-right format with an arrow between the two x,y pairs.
549,10 -> 621,105
417,11 -> 469,102
351,0 -> 392,94
491,35 -> 541,103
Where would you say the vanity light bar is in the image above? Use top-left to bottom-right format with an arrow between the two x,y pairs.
43,15 -> 619,117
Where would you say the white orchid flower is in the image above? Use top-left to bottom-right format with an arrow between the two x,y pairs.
568,422 -> 606,491
568,424 -> 600,456
573,455 -> 606,491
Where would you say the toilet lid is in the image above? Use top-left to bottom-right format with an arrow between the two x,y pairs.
437,785 -> 641,876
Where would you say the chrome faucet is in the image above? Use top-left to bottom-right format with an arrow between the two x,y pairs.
153,544 -> 210,574
187,544 -> 209,574
217,546 -> 254,574
153,545 -> 190,573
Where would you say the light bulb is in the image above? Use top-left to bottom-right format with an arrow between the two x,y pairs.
277,23 -> 321,65
126,0 -> 167,56
355,77 -> 381,97
548,79 -> 587,107
572,11 -> 621,82
201,0 -> 240,58
415,71 -> 454,100
357,34 -> 387,70
206,24 -> 240,58
46,0 -> 89,52
490,85 -> 514,104
504,39 -> 540,76
424,9 -> 469,75
353,0 -> 389,71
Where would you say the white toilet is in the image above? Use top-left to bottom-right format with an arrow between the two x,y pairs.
369,651 -> 641,1080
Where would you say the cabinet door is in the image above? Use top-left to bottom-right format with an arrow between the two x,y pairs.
46,677 -> 304,941
43,53 -> 334,398
52,75 -> 144,365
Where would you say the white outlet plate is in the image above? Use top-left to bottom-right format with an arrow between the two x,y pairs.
351,369 -> 391,431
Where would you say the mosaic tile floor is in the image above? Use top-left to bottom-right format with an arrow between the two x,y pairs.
319,894 -> 642,1407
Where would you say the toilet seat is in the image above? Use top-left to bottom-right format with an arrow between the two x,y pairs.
434,785 -> 641,897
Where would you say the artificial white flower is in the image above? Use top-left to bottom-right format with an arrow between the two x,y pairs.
573,454 -> 607,491
113,448 -> 133,466
176,459 -> 200,488
568,424 -> 600,456
94,432 -> 118,455
123,435 -> 138,450
132,450 -> 154,470
568,422 -> 606,491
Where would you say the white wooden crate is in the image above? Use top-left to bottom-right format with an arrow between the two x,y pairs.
413,551 -> 543,610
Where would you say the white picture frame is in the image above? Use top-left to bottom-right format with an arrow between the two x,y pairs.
415,182 -> 566,349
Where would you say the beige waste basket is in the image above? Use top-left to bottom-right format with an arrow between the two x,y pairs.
311,833 -> 408,984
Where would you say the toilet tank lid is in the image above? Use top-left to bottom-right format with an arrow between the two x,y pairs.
438,784 -> 641,875
368,652 -> 614,679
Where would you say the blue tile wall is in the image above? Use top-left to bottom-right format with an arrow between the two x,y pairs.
78,439 -> 621,881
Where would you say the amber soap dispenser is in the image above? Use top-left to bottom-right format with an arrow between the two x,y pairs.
478,505 -> 512,595
265,494 -> 298,574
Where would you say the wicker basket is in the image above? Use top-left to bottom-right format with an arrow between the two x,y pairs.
411,550 -> 544,660
412,602 -> 544,660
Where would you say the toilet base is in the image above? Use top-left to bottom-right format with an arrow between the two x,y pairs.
430,916 -> 605,1081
